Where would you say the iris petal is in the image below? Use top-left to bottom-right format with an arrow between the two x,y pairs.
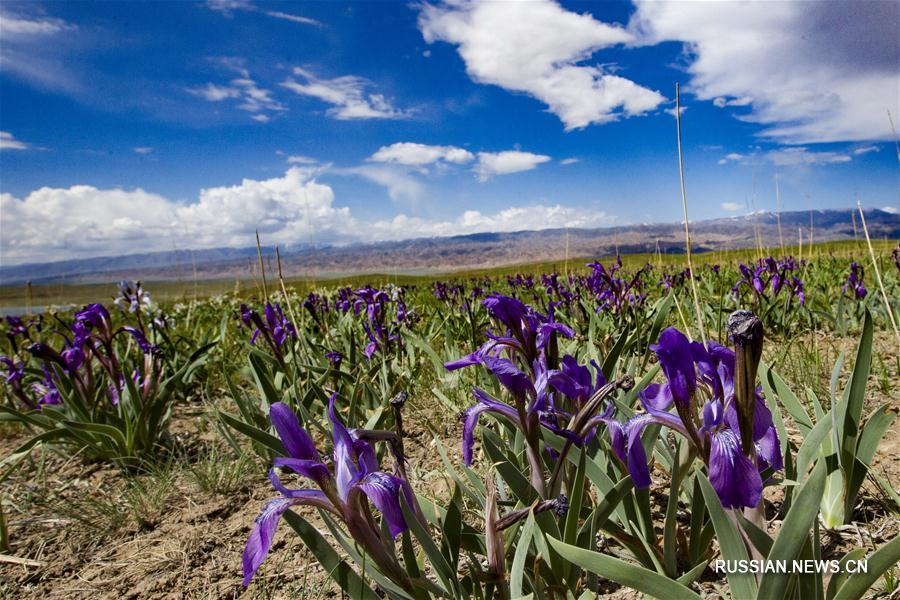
270,402 -> 319,461
708,427 -> 763,509
461,388 -> 521,465
652,328 -> 697,407
242,490 -> 332,587
354,472 -> 412,538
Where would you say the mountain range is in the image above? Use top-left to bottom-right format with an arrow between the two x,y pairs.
1,209 -> 897,286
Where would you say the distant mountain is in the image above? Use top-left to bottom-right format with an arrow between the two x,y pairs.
2,209 -> 897,286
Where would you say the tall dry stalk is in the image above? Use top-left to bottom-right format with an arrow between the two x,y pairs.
675,83 -> 707,344
255,230 -> 269,303
275,247 -> 300,330
857,202 -> 900,347
775,173 -> 784,255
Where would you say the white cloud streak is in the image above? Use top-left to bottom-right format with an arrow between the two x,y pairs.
418,0 -> 665,130
187,61 -> 284,121
0,131 -> 31,151
721,202 -> 743,212
281,67 -> 411,120
0,10 -> 73,36
264,11 -> 321,26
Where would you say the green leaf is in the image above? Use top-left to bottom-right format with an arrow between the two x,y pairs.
282,510 -> 381,600
736,512 -> 774,558
838,310 -> 872,517
546,536 -> 702,600
758,460 -> 828,600
510,512 -> 536,599
795,411 -> 833,483
832,535 -> 900,600
697,475 -> 757,600
400,494 -> 458,597
217,410 -> 285,456
764,363 -> 813,434
825,548 -> 867,600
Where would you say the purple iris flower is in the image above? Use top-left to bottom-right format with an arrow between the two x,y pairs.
325,351 -> 343,369
843,262 -> 868,299
239,302 -> 296,351
0,356 -> 24,385
243,397 -> 415,587
447,295 -> 580,470
31,367 -> 62,407
608,327 -> 781,509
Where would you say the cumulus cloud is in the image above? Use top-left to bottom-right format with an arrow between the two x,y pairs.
368,142 -> 474,166
0,169 -> 614,265
0,131 -> 32,151
418,0 -> 665,130
475,151 -> 551,181
281,67 -> 411,120
0,168 -> 349,264
630,0 -> 900,143
369,204 -> 614,239
721,202 -> 743,212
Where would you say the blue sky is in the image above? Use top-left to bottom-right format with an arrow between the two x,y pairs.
1,0 -> 898,264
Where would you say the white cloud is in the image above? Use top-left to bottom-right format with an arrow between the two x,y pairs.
286,155 -> 318,164
187,83 -> 241,102
0,131 -> 31,151
630,0 -> 900,143
719,148 -> 853,167
717,152 -> 745,165
882,206 -> 898,214
187,62 -> 284,121
369,204 -> 614,239
205,0 -> 254,16
560,158 -> 580,165
338,165 -> 426,204
475,151 -> 551,181
0,10 -> 73,36
713,96 -> 753,108
264,11 -> 321,26
721,202 -> 743,212
132,147 -> 154,155
664,105 -> 687,118
764,147 -> 851,167
0,168 -> 349,264
418,0 -> 664,130
206,0 -> 322,26
368,142 -> 474,166
281,67 -> 410,120
853,145 -> 880,156
0,168 -> 615,265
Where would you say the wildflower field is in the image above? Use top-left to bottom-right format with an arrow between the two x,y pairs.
1,240 -> 898,599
